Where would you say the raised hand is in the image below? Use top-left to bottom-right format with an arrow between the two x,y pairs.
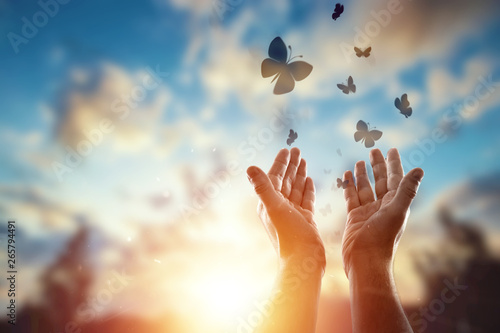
341,148 -> 424,276
246,148 -> 325,333
247,147 -> 325,270
341,148 -> 422,333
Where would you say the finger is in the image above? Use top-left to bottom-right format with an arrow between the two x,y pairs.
387,148 -> 404,191
281,147 -> 301,198
354,161 -> 375,205
301,177 -> 316,213
268,148 -> 290,191
370,149 -> 388,200
343,170 -> 360,212
392,168 -> 424,213
247,166 -> 281,211
289,158 -> 307,205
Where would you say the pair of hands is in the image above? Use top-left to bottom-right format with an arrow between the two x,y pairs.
247,147 -> 424,278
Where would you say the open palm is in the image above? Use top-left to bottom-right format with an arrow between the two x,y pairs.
247,148 -> 325,268
341,148 -> 424,276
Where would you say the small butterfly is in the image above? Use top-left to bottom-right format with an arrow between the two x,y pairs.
395,93 -> 412,118
336,178 -> 349,189
336,148 -> 342,157
324,169 -> 332,174
320,204 -> 332,216
286,129 -> 298,146
261,37 -> 313,95
354,46 -> 371,58
332,3 -> 344,20
337,76 -> 356,94
354,120 -> 383,148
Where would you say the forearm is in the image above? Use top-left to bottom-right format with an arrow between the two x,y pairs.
255,257 -> 323,333
348,257 -> 413,333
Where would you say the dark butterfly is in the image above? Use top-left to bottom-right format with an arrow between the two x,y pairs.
320,204 -> 332,216
287,129 -> 298,146
354,120 -> 383,148
336,148 -> 342,157
354,46 -> 371,58
332,3 -> 344,20
337,76 -> 356,94
395,93 -> 412,118
261,37 -> 313,95
336,178 -> 349,189
324,169 -> 332,174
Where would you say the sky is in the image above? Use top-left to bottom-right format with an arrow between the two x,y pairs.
0,0 -> 500,332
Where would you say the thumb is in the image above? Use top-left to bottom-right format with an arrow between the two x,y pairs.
392,168 -> 424,212
247,166 -> 280,209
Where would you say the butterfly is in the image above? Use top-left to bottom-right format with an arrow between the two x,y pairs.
354,46 -> 371,58
354,120 -> 383,148
336,148 -> 342,157
395,93 -> 412,118
332,3 -> 344,20
261,37 -> 313,95
337,76 -> 356,94
286,129 -> 298,146
320,204 -> 332,216
336,178 -> 349,189
324,169 -> 332,174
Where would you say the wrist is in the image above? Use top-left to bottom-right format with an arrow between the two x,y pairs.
280,246 -> 326,279
347,251 -> 393,282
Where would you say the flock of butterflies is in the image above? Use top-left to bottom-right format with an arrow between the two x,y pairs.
259,3 -> 414,192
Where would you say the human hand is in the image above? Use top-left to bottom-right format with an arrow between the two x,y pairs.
247,148 -> 325,274
341,148 -> 424,278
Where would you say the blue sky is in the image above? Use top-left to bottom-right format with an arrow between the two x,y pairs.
1,0 -> 500,330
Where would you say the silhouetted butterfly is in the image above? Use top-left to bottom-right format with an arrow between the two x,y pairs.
354,120 -> 383,148
320,204 -> 332,216
354,46 -> 371,57
261,37 -> 313,95
287,129 -> 298,146
332,3 -> 344,20
324,169 -> 332,174
336,148 -> 342,157
395,93 -> 412,118
336,178 -> 349,189
337,76 -> 356,94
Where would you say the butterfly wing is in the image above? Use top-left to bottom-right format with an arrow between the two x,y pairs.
402,107 -> 412,118
268,37 -> 287,63
274,69 -> 295,94
342,180 -> 349,189
401,93 -> 410,108
395,96 -> 402,111
347,76 -> 356,93
337,178 -> 342,188
288,61 -> 313,81
354,47 -> 362,57
337,83 -> 349,94
354,120 -> 368,142
261,58 -> 281,78
364,129 -> 383,147
364,47 -> 372,57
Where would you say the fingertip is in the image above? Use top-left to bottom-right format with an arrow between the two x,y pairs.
411,168 -> 424,182
290,147 -> 301,155
343,170 -> 352,180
